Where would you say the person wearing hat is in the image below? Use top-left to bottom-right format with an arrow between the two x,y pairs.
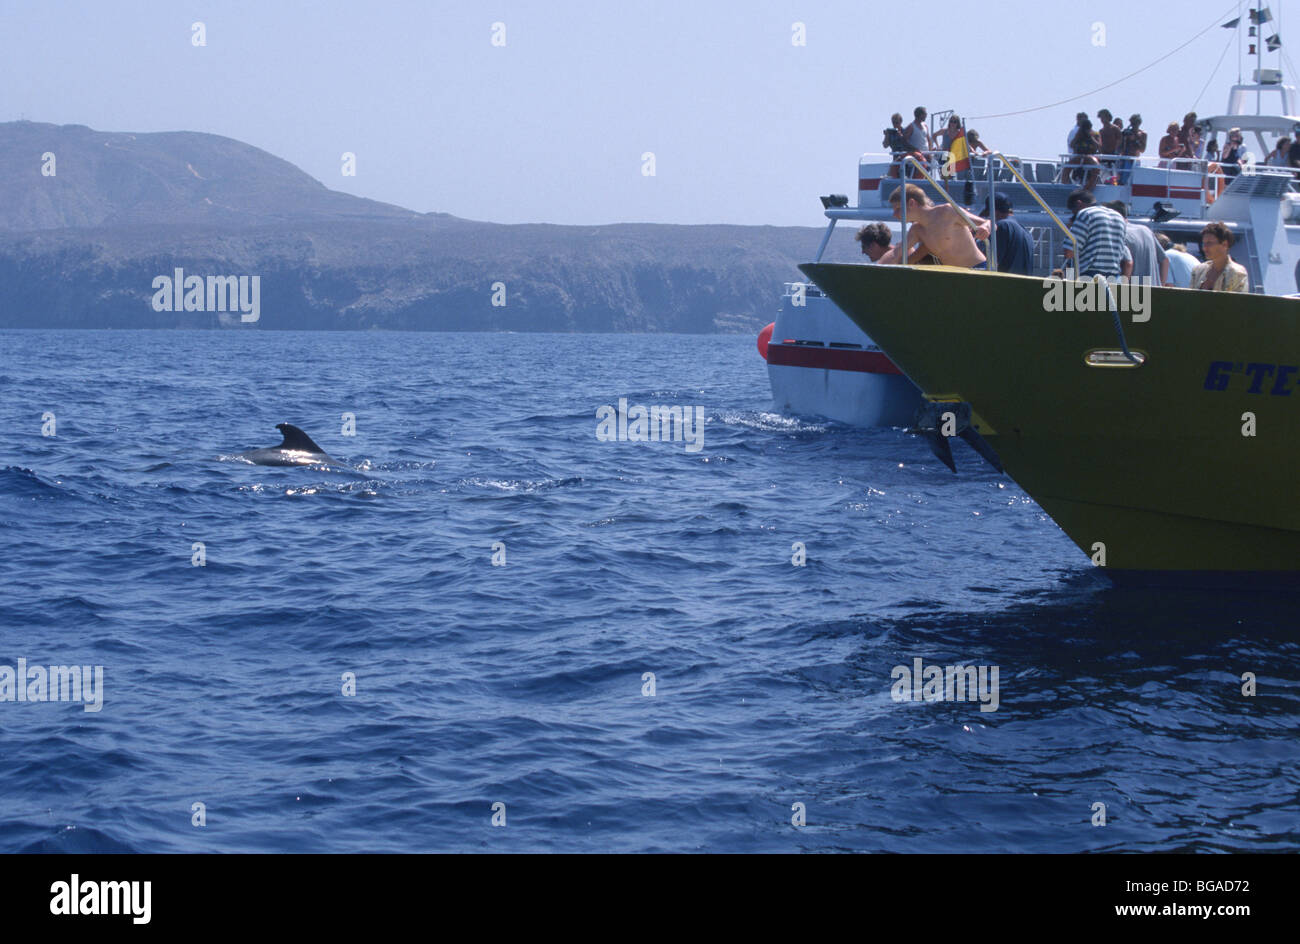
980,193 -> 1035,275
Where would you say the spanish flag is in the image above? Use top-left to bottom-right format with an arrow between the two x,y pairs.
948,127 -> 970,174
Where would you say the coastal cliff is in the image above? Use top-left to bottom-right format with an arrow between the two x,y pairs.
0,122 -> 861,331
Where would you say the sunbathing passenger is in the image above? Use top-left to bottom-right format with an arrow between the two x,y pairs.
887,184 -> 990,268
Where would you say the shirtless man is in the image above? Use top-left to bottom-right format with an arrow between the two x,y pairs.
887,184 -> 991,267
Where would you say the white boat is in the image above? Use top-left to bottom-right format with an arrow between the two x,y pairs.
761,68 -> 1300,426
761,280 -> 919,427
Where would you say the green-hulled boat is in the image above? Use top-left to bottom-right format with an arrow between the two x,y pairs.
799,262 -> 1300,577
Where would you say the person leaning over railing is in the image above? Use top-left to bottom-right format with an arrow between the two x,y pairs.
887,183 -> 990,268
1064,190 -> 1132,279
1192,222 -> 1248,292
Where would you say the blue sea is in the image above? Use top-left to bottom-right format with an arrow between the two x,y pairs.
1,329 -> 1297,853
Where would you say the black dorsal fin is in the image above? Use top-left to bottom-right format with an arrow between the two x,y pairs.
276,423 -> 325,453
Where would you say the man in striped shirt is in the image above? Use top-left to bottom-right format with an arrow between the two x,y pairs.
1064,190 -> 1132,278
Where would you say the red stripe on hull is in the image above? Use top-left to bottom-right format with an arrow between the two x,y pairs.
1131,183 -> 1201,199
767,344 -> 902,374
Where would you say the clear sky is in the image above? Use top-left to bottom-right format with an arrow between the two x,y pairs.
1,0 -> 1289,226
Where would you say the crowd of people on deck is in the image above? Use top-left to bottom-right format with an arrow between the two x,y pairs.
887,103 -> 1300,189
862,104 -> 1264,291
857,184 -> 1248,292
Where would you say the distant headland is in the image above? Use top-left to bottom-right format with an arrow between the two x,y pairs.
0,121 -> 858,331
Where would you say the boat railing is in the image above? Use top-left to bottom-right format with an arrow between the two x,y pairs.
1054,151 -> 1299,204
883,149 -> 951,180
871,149 -> 1300,206
892,152 -> 1075,272
782,281 -> 824,299
898,153 -> 1138,358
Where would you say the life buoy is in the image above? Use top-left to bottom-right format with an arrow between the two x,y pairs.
757,322 -> 774,360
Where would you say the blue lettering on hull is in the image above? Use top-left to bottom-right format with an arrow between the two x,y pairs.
1204,361 -> 1300,395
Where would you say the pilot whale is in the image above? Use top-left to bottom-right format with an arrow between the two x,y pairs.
234,423 -> 342,467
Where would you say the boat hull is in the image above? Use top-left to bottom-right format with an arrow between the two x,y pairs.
767,356 -> 918,427
765,290 -> 921,426
799,262 -> 1300,573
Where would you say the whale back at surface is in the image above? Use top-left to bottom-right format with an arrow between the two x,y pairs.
275,423 -> 327,454
234,423 -> 340,466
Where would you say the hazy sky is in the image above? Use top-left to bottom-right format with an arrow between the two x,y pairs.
2,0 -> 1288,226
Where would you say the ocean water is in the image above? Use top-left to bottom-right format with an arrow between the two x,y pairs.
1,329 -> 1297,853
